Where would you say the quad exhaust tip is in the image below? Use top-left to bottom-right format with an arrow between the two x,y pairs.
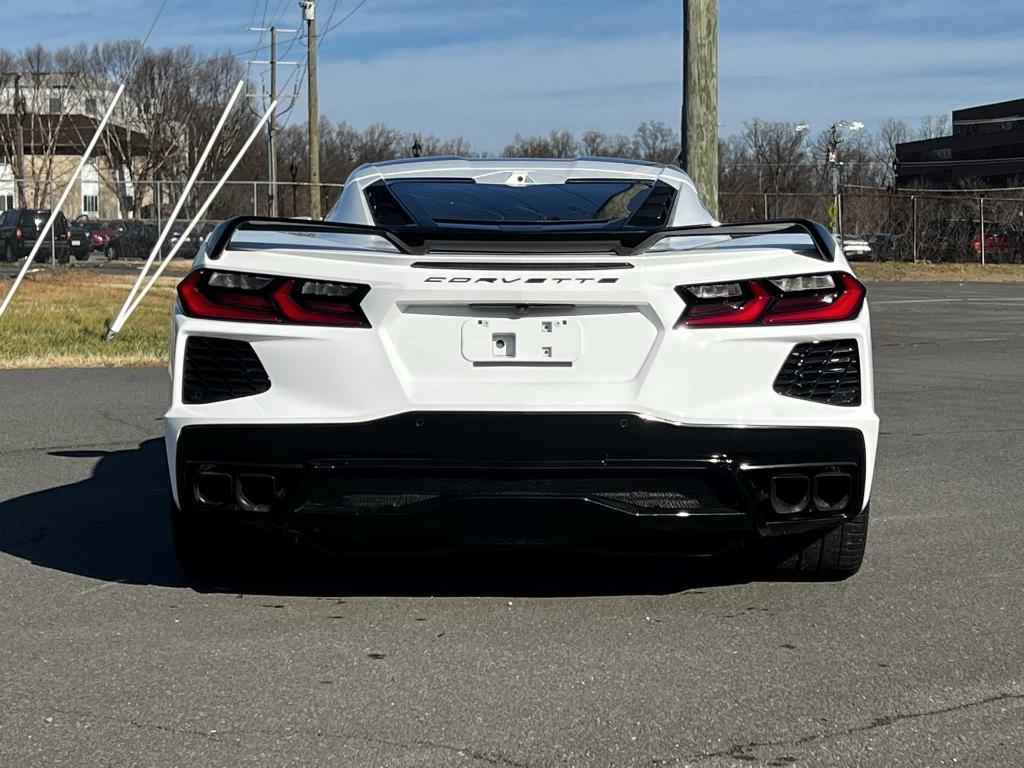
193,470 -> 277,514
770,471 -> 853,515
770,474 -> 810,516
813,472 -> 852,513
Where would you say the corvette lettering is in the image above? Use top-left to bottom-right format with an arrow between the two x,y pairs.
424,276 -> 619,284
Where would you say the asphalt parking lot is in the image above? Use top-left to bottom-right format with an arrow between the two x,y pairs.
1,281 -> 1022,767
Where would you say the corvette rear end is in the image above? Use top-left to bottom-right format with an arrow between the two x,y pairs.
164,158 -> 877,580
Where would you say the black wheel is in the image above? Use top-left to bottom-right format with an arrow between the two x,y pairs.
170,500 -> 237,581
170,498 -> 278,582
756,504 -> 869,581
3,243 -> 14,262
105,245 -> 117,261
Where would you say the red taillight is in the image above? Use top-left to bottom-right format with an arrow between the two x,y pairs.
177,270 -> 370,327
13,226 -> 22,239
677,272 -> 865,328
680,280 -> 773,326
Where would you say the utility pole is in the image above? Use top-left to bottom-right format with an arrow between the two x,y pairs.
268,27 -> 279,216
13,74 -> 27,207
680,0 -> 718,217
300,0 -> 321,219
826,121 -> 863,240
248,25 -> 298,217
827,124 -> 841,237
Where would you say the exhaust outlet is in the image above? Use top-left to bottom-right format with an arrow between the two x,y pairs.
236,473 -> 277,514
194,471 -> 233,507
771,474 -> 810,516
813,472 -> 852,512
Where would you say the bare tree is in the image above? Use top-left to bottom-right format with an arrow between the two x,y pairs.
917,115 -> 950,140
632,121 -> 678,163
580,130 -> 632,158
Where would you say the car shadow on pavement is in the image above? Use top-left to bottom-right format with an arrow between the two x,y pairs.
0,439 -> 755,597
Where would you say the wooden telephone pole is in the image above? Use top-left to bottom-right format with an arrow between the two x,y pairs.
681,0 -> 718,217
300,0 -> 321,219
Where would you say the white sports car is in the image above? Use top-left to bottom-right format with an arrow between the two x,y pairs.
165,157 -> 877,580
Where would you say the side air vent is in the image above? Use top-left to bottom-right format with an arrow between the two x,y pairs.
773,339 -> 861,406
627,181 -> 677,227
365,182 -> 413,226
183,337 -> 271,404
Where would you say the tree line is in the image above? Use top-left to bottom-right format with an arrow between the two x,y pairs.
1,40 -> 956,220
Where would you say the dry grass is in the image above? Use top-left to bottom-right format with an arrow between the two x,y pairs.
0,270 -> 176,369
854,261 -> 1024,283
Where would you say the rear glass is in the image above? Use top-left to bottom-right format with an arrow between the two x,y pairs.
386,180 -> 652,225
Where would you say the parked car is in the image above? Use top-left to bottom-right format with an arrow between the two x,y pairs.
972,225 -> 1024,263
866,232 -> 904,261
73,216 -> 118,252
0,208 -> 73,263
166,157 -> 877,582
104,221 -> 159,260
840,235 -> 873,261
68,219 -> 92,261
104,220 -> 201,261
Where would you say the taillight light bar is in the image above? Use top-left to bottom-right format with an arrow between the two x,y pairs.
676,272 -> 865,327
178,269 -> 371,327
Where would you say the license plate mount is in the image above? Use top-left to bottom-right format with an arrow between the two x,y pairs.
461,318 -> 581,363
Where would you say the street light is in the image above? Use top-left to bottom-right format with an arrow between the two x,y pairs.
411,137 -> 422,158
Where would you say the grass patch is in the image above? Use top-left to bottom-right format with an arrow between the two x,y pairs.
0,270 -> 175,369
854,261 -> 1024,282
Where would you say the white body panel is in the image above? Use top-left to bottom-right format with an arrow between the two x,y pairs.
165,158 -> 878,516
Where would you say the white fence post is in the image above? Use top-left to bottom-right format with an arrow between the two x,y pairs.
980,196 -> 986,266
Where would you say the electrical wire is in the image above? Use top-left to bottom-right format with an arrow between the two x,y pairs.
319,0 -> 371,40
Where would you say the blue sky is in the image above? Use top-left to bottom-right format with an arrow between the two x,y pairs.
17,0 -> 1024,152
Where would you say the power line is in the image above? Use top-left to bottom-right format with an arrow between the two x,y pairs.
319,0 -> 371,39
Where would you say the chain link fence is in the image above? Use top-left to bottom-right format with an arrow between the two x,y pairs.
720,189 -> 1024,264
1,177 -> 345,225
4,176 -> 1024,265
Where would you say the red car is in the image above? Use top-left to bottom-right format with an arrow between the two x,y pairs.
73,216 -> 118,251
972,226 -> 1024,263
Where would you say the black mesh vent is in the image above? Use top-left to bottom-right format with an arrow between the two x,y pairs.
183,337 -> 271,404
774,339 -> 861,406
627,182 -> 677,227
304,475 -> 729,516
365,182 -> 413,226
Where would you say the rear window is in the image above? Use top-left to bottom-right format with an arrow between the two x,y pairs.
385,180 -> 654,225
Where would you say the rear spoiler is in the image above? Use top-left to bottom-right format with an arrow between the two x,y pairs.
205,216 -> 837,262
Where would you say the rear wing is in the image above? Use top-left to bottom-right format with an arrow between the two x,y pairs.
205,216 -> 838,262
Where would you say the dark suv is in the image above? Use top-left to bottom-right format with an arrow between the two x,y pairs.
0,208 -> 73,263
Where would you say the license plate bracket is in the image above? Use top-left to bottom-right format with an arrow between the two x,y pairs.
461,318 -> 581,363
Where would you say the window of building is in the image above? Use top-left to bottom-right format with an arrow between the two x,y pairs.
49,95 -> 63,114
84,97 -> 97,114
81,163 -> 100,217
0,163 -> 15,211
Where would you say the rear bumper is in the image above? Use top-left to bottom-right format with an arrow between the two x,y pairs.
172,413 -> 867,551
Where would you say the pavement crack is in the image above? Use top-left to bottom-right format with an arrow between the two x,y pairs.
50,708 -> 227,744
659,691 -> 1024,765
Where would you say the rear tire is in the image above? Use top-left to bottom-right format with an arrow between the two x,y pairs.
4,243 -> 14,262
171,498 -> 280,582
756,504 -> 869,581
171,500 -> 238,581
